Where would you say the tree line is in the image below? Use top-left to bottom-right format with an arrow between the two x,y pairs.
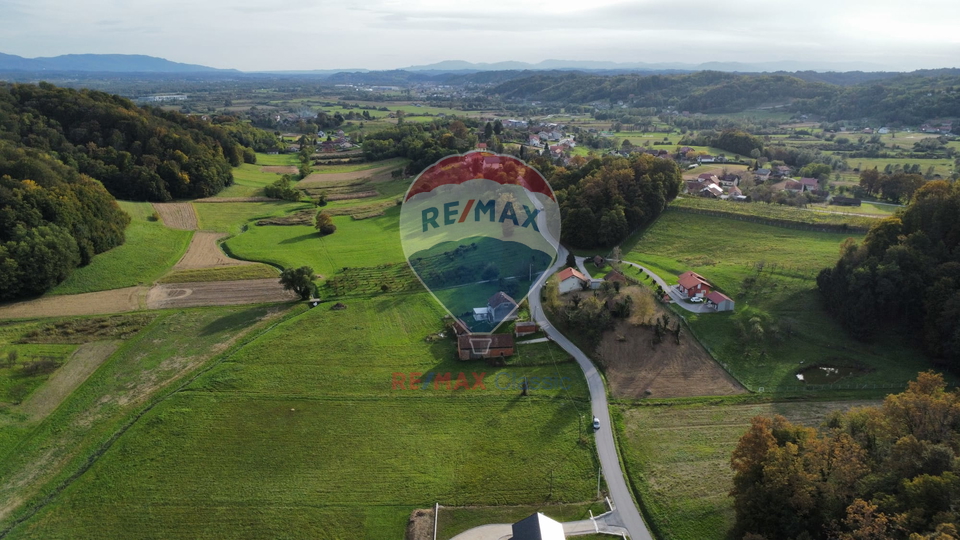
731,371 -> 960,539
532,153 -> 682,248
817,181 -> 960,366
361,119 -> 478,174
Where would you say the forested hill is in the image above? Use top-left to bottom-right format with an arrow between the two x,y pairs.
486,71 -> 837,112
0,82 -> 264,201
0,82 -> 273,300
486,70 -> 960,122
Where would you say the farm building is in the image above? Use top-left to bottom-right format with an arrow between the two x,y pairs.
453,318 -> 470,336
474,292 -> 518,324
604,270 -> 628,286
511,512 -> 565,540
705,291 -> 735,312
457,333 -> 515,361
557,267 -> 588,294
515,321 -> 539,337
677,271 -> 712,298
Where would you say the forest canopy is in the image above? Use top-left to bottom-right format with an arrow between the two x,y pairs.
537,153 -> 681,248
0,141 -> 129,299
0,82 -> 265,201
731,372 -> 960,540
817,181 -> 960,366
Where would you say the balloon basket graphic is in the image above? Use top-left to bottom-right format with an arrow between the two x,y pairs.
467,336 -> 493,356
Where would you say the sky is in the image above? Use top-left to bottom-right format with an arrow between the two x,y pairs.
2,0 -> 959,72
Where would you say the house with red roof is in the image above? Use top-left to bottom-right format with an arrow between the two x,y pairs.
677,271 -> 711,298
799,177 -> 820,192
557,267 -> 588,294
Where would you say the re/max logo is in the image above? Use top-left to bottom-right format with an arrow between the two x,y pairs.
421,200 -> 540,232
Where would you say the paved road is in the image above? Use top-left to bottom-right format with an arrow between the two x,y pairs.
528,247 -> 655,540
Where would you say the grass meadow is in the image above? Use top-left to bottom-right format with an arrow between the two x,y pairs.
49,201 -> 192,295
194,201 -> 312,235
623,210 -> 936,392
8,295 -> 598,539
224,206 -> 405,277
0,305 -> 297,536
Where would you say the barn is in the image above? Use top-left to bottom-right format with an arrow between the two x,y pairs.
457,334 -> 515,361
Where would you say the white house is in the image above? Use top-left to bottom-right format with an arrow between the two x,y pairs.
557,267 -> 588,294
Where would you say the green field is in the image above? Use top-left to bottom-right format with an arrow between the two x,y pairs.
7,295 -> 598,539
311,156 -> 406,174
156,264 -> 279,283
0,305 -> 296,536
194,200 -> 312,235
217,163 -> 286,198
624,210 -> 936,392
48,202 -> 193,295
224,206 -> 406,277
618,399 -> 875,540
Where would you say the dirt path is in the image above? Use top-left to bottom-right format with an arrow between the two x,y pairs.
0,287 -> 144,320
299,163 -> 398,186
174,232 -> 252,269
145,279 -> 298,309
18,341 -> 121,422
151,202 -> 198,230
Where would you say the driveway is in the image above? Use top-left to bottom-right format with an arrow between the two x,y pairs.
449,509 -> 628,539
618,260 -> 715,314
528,247 -> 655,540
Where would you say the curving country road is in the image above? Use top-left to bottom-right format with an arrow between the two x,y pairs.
528,247 -> 655,540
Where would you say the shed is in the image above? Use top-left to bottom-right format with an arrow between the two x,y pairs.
515,321 -> 539,337
705,291 -> 735,312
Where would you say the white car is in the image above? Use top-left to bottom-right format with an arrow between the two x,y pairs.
690,297 -> 703,303
592,416 -> 600,430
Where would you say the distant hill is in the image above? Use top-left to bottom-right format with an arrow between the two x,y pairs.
0,53 -> 234,73
401,59 -> 889,74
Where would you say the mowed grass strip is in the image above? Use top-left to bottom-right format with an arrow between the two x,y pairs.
624,211 -> 936,391
618,400 -> 877,540
9,295 -> 598,538
48,202 -> 193,296
156,265 -> 279,284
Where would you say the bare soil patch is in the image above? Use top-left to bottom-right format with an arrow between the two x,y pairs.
151,202 -> 198,230
146,279 -> 298,309
19,341 -> 120,422
0,287 -> 144,320
175,231 -> 252,269
256,210 -> 314,226
299,164 -> 398,186
596,319 -> 746,399
260,165 -> 299,174
406,508 -> 435,540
